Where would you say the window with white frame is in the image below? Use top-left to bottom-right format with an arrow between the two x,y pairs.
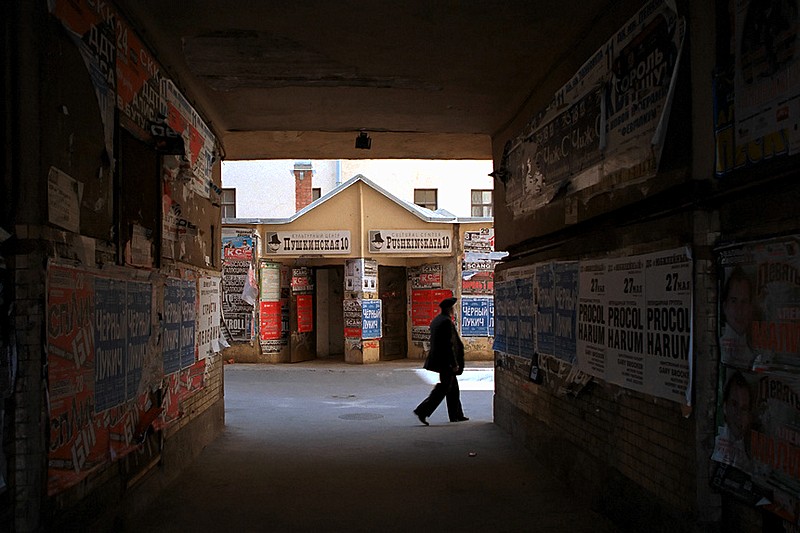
221,188 -> 236,218
414,188 -> 438,210
471,189 -> 492,217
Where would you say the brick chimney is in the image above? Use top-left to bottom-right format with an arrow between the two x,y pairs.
294,161 -> 314,211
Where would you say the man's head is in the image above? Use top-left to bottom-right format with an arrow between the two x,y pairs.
439,297 -> 457,316
723,268 -> 754,336
723,371 -> 752,441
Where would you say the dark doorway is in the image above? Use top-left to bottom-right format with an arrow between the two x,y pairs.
315,266 -> 345,360
378,266 -> 408,360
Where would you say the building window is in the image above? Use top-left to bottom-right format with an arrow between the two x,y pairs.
221,188 -> 236,218
414,188 -> 438,210
471,189 -> 493,217
312,188 -> 322,201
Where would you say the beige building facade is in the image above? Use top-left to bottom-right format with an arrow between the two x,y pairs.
222,176 -> 499,364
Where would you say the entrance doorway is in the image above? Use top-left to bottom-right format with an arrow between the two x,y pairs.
378,266 -> 408,360
315,266 -> 345,359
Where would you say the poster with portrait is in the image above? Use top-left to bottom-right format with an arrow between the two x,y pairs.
713,236 -> 800,523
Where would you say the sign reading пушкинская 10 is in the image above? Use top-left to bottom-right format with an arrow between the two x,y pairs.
368,230 -> 452,254
264,231 -> 351,255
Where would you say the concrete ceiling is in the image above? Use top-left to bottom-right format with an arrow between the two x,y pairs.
114,1 -> 616,160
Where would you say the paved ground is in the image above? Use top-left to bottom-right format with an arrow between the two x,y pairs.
122,360 -> 618,532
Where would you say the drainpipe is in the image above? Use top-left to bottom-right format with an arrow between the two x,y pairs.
336,160 -> 341,186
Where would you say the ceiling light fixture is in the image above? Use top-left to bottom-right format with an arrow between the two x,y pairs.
355,131 -> 372,150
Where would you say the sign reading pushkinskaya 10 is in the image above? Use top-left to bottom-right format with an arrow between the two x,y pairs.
368,230 -> 452,254
493,247 -> 693,406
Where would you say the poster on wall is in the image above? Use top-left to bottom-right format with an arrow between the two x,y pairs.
604,256 -> 646,390
411,289 -> 453,341
464,228 -> 495,253
536,264 -> 554,358
461,297 -> 493,337
518,278 -> 535,358
362,299 -> 382,339
494,248 -> 692,404
343,299 -> 363,338
345,258 -> 378,292
575,248 -> 692,403
492,281 -> 508,353
502,0 -> 685,217
46,265 -> 107,495
47,167 -> 83,234
163,279 -> 182,374
94,277 -> 126,412
577,259 -> 608,377
259,302 -> 282,340
554,263 -> 578,364
297,294 -> 313,333
644,248 -> 692,402
222,260 -> 253,341
258,261 -> 288,354
222,259 -> 253,342
462,271 -> 494,295
222,230 -> 255,261
196,277 -> 221,360
46,265 -> 207,496
291,267 -> 314,293
125,281 -> 151,401
165,80 -> 216,197
733,0 -> 800,150
712,236 -> 800,522
180,280 -> 197,369
409,264 -> 443,289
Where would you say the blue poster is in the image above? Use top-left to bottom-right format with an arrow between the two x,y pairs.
361,299 -> 382,339
181,280 -> 197,369
126,281 -> 151,401
518,278 -> 534,358
94,277 -> 126,411
461,297 -> 491,336
163,280 -> 182,374
536,264 -> 555,357
488,297 -> 495,337
492,281 -> 507,352
554,262 -> 578,363
505,281 -> 519,356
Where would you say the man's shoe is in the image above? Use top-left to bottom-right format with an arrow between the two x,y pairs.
413,409 -> 429,426
451,417 -> 469,422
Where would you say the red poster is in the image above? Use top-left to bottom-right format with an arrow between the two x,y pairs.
297,294 -> 313,333
47,265 -> 109,495
411,289 -> 453,327
260,301 -> 281,340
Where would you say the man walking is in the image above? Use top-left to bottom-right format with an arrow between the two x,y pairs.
414,297 -> 468,425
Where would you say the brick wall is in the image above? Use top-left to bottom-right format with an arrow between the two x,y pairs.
10,241 -> 45,533
493,207 -> 710,532
295,169 -> 313,211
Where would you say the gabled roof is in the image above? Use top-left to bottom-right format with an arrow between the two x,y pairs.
223,174 -> 493,225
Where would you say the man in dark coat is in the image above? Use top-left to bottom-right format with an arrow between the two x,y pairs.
413,297 -> 468,425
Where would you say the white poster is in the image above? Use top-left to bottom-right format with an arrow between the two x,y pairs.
577,259 -> 608,378
47,167 -> 83,233
196,276 -> 222,359
644,247 -> 693,404
604,256 -> 646,391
